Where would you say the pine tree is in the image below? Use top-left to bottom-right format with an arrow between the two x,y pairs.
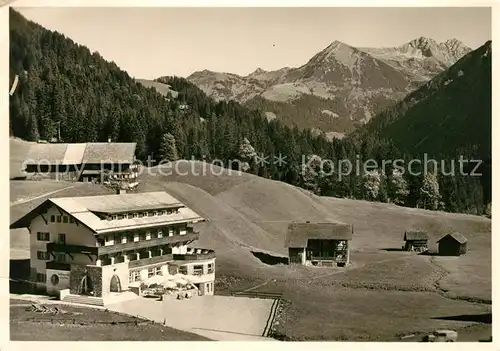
362,170 -> 381,201
419,172 -> 441,210
389,169 -> 410,205
238,137 -> 257,172
159,133 -> 179,163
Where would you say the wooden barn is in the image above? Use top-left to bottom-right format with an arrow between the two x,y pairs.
285,222 -> 353,267
403,230 -> 428,252
437,232 -> 468,256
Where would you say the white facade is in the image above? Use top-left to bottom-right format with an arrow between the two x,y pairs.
16,192 -> 216,299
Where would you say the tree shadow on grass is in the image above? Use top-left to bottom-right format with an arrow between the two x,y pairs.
432,313 -> 492,324
251,251 -> 289,265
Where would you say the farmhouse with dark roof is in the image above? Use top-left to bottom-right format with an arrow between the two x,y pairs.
23,142 -> 138,185
285,222 -> 353,267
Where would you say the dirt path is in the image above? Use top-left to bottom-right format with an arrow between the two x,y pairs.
10,185 -> 76,206
240,279 -> 271,293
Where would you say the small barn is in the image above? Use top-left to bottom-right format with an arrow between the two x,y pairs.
437,232 -> 468,256
403,230 -> 429,252
285,222 -> 353,267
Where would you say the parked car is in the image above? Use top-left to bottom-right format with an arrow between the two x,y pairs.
422,330 -> 458,342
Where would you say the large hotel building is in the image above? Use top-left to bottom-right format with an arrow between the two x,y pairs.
10,191 -> 215,303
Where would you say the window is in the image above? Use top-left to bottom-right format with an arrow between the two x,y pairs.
145,232 -> 151,240
206,283 -> 210,292
148,268 -> 155,278
36,273 -> 46,283
56,253 -> 66,262
133,213 -> 139,218
128,213 -> 134,219
57,233 -> 66,244
129,271 -> 140,283
138,213 -> 145,218
157,230 -> 163,238
63,216 -> 69,223
50,215 -> 55,222
148,212 -> 154,217
69,217 -> 75,223
133,234 -> 139,242
37,251 -> 50,260
50,274 -> 59,286
168,228 -> 174,237
105,235 -> 114,246
36,232 -> 50,241
154,266 -> 162,276
193,265 -> 204,276
56,216 -> 62,223
179,266 -> 188,275
207,263 -> 214,274
121,235 -> 128,244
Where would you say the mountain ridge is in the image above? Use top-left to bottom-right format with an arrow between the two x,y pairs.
185,37 -> 472,135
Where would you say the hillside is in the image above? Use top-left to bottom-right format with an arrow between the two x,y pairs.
135,79 -> 179,98
353,41 -> 492,204
9,9 -> 489,216
187,38 -> 471,133
10,153 -> 491,340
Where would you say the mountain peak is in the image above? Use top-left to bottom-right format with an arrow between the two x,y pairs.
324,40 -> 352,52
407,37 -> 438,51
249,67 -> 266,76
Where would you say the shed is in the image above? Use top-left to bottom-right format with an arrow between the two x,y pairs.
437,232 -> 468,256
403,230 -> 429,252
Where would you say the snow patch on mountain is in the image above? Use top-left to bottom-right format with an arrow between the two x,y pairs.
264,111 -> 277,121
321,110 -> 339,118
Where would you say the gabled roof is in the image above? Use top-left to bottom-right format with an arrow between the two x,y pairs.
24,142 -> 136,166
83,143 -> 136,164
10,191 -> 204,234
285,222 -> 353,248
26,143 -> 69,164
437,232 -> 468,244
404,231 -> 428,241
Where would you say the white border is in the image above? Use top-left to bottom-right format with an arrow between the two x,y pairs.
1,1 -> 497,351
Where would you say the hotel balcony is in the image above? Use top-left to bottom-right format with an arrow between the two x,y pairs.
97,232 -> 199,255
173,248 -> 215,261
46,243 -> 98,256
46,261 -> 71,271
128,254 -> 174,269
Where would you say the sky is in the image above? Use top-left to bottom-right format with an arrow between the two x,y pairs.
14,6 -> 492,79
